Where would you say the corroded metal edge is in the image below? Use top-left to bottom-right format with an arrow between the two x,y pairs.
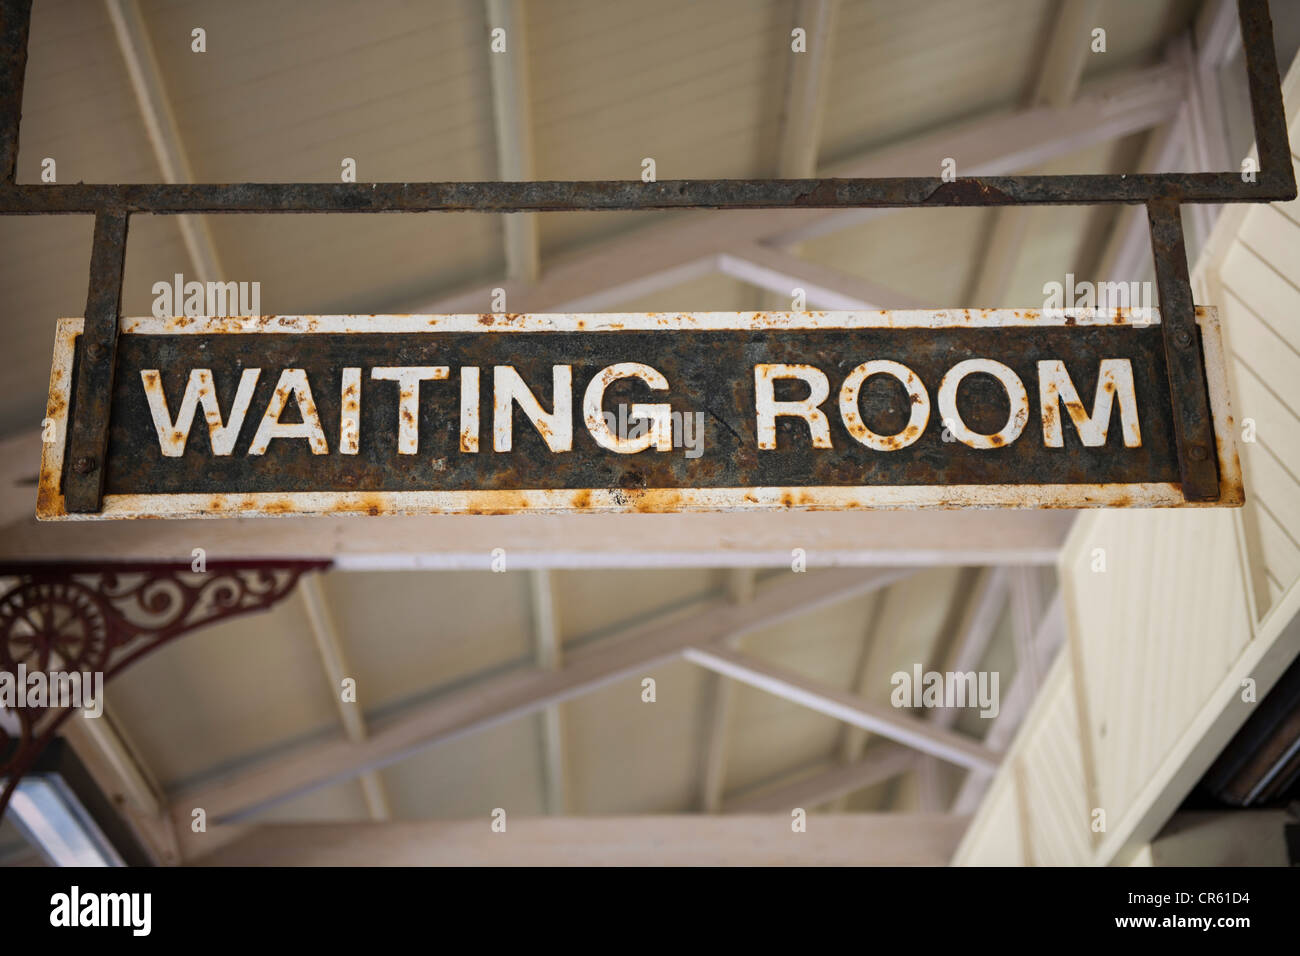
120,309 -> 1162,334
36,309 -> 1243,520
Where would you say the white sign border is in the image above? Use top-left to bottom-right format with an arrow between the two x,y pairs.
37,309 -> 1243,520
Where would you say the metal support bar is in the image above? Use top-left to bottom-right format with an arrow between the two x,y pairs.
1147,199 -> 1219,501
1239,0 -> 1293,191
0,171 -> 1293,215
0,0 -> 31,183
63,210 -> 129,512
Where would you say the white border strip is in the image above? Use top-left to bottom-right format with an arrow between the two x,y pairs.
120,308 -> 1164,335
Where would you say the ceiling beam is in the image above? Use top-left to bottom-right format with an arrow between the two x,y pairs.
717,242 -> 923,310
777,0 -> 839,180
172,566 -> 912,824
773,59 -> 1185,245
911,566 -> 1010,810
104,0 -> 223,282
485,0 -> 539,282
188,813 -> 970,866
935,567 -> 1010,692
697,569 -> 756,813
412,60 -> 1186,314
753,0 -> 838,311
1171,30 -> 1232,254
0,508 -> 1074,567
59,708 -> 180,866
299,573 -> 390,821
1194,0 -> 1242,71
682,645 -> 1000,772
529,569 -> 568,815
831,586 -> 892,810
951,590 -> 1066,814
1009,567 -> 1045,698
965,0 -> 1101,307
1096,116 -> 1188,282
724,743 -> 915,813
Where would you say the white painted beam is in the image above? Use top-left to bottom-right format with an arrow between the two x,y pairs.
1194,0 -> 1242,71
188,814 -> 971,866
1031,0 -> 1101,110
724,743 -> 915,813
775,59 -> 1185,246
778,0 -> 839,179
299,574 -> 390,821
966,0 -> 1100,307
60,710 -> 180,866
1009,567 -> 1044,699
172,566 -> 913,824
529,569 -> 568,815
682,645 -> 1000,772
935,567 -> 1010,694
0,509 -> 1074,568
834,587 -> 891,803
1171,31 -> 1232,253
412,61 -> 1186,314
1096,116 -> 1188,282
485,0 -> 539,282
951,590 -> 1065,814
104,0 -> 223,283
717,242 -> 922,310
911,566 -> 1010,810
698,569 -> 755,813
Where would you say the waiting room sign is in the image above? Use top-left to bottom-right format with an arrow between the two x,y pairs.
37,309 -> 1241,519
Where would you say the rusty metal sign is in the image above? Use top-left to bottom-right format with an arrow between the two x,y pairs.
36,309 -> 1241,519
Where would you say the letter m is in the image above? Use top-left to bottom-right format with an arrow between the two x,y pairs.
1038,359 -> 1141,448
205,281 -> 239,317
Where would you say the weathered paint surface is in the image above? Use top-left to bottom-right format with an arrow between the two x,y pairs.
37,310 -> 1242,519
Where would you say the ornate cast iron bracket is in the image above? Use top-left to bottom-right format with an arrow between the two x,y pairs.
0,560 -> 329,816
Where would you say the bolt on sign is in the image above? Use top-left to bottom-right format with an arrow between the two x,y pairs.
36,310 -> 1241,519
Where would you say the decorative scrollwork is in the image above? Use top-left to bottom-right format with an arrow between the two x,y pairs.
0,560 -> 328,816
0,578 -> 111,675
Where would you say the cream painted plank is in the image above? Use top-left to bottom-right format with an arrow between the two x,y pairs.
1266,572 -> 1284,607
1238,442 -> 1300,540
1230,364 -> 1300,481
1221,295 -> 1300,432
1238,205 -> 1300,290
1064,510 -> 1250,821
952,768 -> 1024,866
1253,504 -> 1300,590
1017,658 -> 1091,866
1220,242 -> 1300,348
1274,152 -> 1300,226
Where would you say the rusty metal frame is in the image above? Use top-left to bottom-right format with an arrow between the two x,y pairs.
0,0 -> 1295,511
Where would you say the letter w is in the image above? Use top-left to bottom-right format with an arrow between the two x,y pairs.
141,369 -> 260,456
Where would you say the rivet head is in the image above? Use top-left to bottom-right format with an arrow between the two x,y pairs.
85,342 -> 104,361
1189,445 -> 1209,462
1173,328 -> 1194,348
73,456 -> 96,474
